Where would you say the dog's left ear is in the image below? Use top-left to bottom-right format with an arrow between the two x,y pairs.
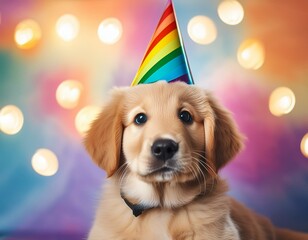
204,93 -> 244,171
84,89 -> 125,177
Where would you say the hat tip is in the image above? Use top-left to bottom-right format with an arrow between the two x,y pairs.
131,0 -> 194,86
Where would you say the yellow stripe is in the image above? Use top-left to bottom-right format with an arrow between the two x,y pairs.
131,75 -> 140,86
135,30 -> 180,82
134,39 -> 180,85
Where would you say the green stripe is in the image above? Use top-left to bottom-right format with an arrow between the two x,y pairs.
139,47 -> 183,84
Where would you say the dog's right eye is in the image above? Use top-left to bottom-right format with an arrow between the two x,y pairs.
134,113 -> 147,125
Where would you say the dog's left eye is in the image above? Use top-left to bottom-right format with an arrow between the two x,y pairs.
179,110 -> 193,124
134,113 -> 147,125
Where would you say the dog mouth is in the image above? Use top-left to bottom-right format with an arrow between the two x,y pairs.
149,166 -> 176,175
141,165 -> 180,182
137,159 -> 199,183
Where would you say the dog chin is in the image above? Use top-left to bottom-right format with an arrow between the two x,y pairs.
137,168 -> 177,183
151,171 -> 175,182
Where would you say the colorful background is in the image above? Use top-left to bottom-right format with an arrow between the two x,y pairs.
0,0 -> 308,239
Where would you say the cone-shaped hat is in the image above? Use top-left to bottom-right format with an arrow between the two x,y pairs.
131,0 -> 194,86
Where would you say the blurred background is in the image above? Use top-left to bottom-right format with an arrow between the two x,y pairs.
0,0 -> 308,239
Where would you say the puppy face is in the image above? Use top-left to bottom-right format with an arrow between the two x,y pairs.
85,81 -> 242,185
122,82 -> 212,183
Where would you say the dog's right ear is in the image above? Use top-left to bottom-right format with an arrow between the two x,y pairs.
84,88 -> 125,177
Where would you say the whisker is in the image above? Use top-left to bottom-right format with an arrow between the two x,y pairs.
180,151 -> 219,196
192,151 -> 217,178
116,162 -> 131,188
189,160 -> 206,194
180,154 -> 207,193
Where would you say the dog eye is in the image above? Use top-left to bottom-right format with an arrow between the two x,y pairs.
134,113 -> 147,125
179,110 -> 193,124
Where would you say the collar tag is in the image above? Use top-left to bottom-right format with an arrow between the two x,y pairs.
120,192 -> 155,217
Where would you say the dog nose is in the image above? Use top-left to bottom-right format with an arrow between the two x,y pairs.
151,139 -> 179,161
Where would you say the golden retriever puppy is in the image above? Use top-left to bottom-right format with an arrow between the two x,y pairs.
84,81 -> 308,240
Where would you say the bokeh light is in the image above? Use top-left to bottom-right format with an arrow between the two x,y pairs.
300,133 -> 308,158
98,18 -> 123,44
0,105 -> 24,135
32,148 -> 59,176
75,105 -> 101,135
237,39 -> 265,69
187,16 -> 217,45
14,19 -> 42,49
269,87 -> 296,116
56,14 -> 80,42
218,0 -> 244,25
56,80 -> 83,109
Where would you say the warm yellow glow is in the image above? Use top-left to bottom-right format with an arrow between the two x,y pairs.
32,148 -> 59,176
14,19 -> 41,49
0,105 -> 24,135
75,105 -> 101,135
269,87 -> 296,116
300,133 -> 308,158
98,18 -> 123,44
56,80 -> 83,109
56,14 -> 80,42
218,0 -> 244,25
237,39 -> 265,69
187,16 -> 217,45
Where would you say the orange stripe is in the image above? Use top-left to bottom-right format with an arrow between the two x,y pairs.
152,13 -> 175,41
156,3 -> 173,29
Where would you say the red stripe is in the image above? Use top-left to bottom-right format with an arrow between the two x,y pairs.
156,3 -> 173,30
141,21 -> 177,64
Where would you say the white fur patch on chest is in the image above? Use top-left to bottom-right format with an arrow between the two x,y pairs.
121,175 -> 200,209
121,175 -> 160,206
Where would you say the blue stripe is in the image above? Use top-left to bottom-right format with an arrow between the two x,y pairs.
143,55 -> 188,84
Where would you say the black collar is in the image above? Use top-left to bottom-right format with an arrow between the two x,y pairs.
120,193 -> 155,217
120,184 -> 209,217
122,197 -> 152,217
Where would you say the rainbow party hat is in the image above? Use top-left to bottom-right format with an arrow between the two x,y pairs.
131,0 -> 194,86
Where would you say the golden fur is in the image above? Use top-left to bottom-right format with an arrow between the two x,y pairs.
84,81 -> 308,240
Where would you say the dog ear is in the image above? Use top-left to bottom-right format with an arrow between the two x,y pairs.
84,89 -> 124,177
204,93 -> 243,171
